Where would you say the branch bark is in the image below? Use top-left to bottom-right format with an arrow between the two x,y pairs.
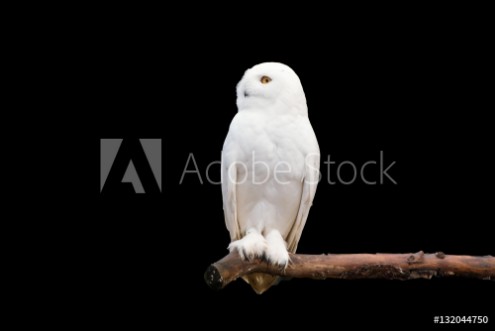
204,251 -> 495,290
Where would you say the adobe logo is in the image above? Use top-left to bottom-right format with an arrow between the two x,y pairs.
100,139 -> 161,194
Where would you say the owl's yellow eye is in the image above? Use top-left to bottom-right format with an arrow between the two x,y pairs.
260,76 -> 272,84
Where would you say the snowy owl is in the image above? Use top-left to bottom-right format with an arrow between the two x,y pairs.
221,62 -> 320,294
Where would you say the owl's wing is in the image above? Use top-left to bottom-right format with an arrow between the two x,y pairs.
286,152 -> 320,253
221,150 -> 241,241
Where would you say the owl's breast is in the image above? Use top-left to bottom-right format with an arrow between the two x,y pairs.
228,112 -> 307,182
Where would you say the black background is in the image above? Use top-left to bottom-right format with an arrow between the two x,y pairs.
68,12 -> 494,329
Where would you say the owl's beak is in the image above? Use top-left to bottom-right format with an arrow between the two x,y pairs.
244,91 -> 250,97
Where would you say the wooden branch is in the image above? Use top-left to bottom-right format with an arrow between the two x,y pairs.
204,251 -> 495,290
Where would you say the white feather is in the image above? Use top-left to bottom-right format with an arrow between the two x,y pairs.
221,62 -> 320,267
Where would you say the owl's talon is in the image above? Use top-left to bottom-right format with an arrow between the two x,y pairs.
265,230 -> 290,268
228,230 -> 267,261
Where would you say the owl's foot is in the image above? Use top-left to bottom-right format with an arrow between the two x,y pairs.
228,229 -> 267,261
265,230 -> 289,268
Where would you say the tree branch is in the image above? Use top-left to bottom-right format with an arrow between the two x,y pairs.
204,251 -> 495,290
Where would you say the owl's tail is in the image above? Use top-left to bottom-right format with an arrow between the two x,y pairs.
242,273 -> 280,294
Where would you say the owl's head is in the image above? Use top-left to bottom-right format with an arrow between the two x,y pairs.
236,62 -> 307,115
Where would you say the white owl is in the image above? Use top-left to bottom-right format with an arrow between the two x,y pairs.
221,62 -> 320,294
